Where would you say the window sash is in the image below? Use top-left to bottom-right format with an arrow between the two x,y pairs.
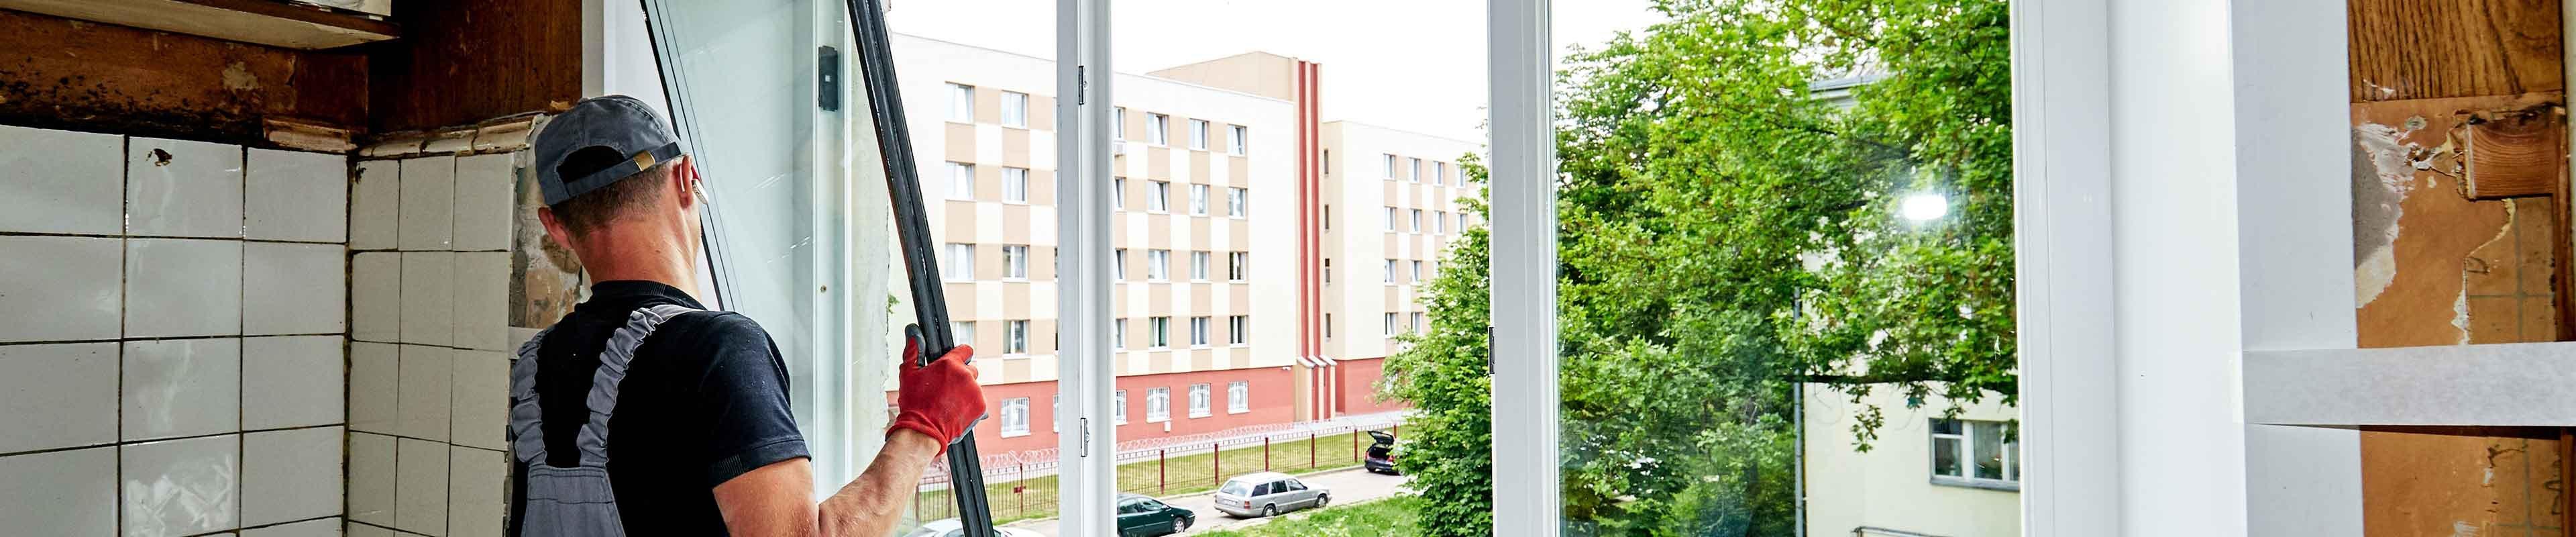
1148,181 -> 1170,212
1146,388 -> 1171,422
947,162 -> 975,200
1189,384 -> 1210,417
1228,126 -> 1247,155
1147,250 -> 1170,281
1228,187 -> 1247,218
1189,119 -> 1209,150
1148,113 -> 1169,145
1150,317 -> 1170,348
1228,381 -> 1249,413
942,243 -> 975,281
1190,185 -> 1210,215
1006,320 -> 1030,354
949,83 -> 975,121
1227,252 -> 1246,281
1001,91 -> 1029,127
1003,167 -> 1030,202
1114,390 -> 1128,424
1189,317 -> 1210,346
1000,397 -> 1030,436
1002,245 -> 1029,279
1228,315 -> 1247,344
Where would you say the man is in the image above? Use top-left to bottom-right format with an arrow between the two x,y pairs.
511,95 -> 987,536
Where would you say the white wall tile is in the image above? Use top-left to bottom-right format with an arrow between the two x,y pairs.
451,154 -> 513,252
244,426 -> 345,526
247,148 -> 349,242
0,342 -> 118,452
447,350 -> 508,450
244,336 -> 345,430
352,160 -> 401,250
0,236 -> 122,342
128,137 -> 245,238
246,242 -> 348,336
352,252 -> 400,343
396,345 -> 451,442
345,432 -> 396,527
396,157 -> 455,251
399,252 -> 454,346
122,434 -> 241,537
123,338 -> 241,441
0,125 -> 124,234
126,238 -> 244,338
451,252 -> 508,351
0,446 -> 117,536
348,342 -> 400,434
446,446 -> 503,537
244,518 -> 341,537
393,438 -> 448,536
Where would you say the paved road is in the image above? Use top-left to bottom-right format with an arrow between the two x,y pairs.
1005,467 -> 1413,536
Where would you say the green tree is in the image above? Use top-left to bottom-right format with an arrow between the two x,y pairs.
1381,155 -> 1497,537
1390,0 -> 2010,534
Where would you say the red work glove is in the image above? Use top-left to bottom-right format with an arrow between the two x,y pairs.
888,324 -> 987,455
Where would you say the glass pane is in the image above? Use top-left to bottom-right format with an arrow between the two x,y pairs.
1541,1 -> 2021,535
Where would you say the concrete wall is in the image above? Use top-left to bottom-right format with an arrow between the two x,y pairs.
0,124 -> 350,536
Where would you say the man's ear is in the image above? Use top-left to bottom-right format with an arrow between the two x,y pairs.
537,206 -> 578,252
668,156 -> 700,211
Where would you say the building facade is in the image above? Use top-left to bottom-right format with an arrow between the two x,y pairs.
883,37 -> 1464,456
1801,386 -> 2021,537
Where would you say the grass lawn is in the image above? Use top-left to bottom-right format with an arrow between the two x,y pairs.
910,430 -> 1375,524
1196,495 -> 1422,537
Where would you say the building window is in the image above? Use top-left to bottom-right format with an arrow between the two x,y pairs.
952,322 -> 975,347
1188,383 -> 1211,418
1411,260 -> 1424,282
1114,177 -> 1127,210
1149,317 -> 1171,348
941,243 -> 975,281
1324,313 -> 1334,340
1383,313 -> 1397,336
1113,318 -> 1128,350
1323,205 -> 1332,230
1383,153 -> 1399,179
1190,251 -> 1211,281
1146,387 -> 1171,422
1434,162 -> 1448,185
1189,316 -> 1211,346
1004,320 -> 1029,354
1189,119 -> 1210,150
1462,213 -> 1472,230
1228,126 -> 1248,155
1114,389 -> 1129,424
1383,207 -> 1397,232
1002,167 -> 1030,203
1324,258 -> 1334,285
1228,315 -> 1248,344
1411,209 -> 1424,233
1189,184 -> 1210,216
1002,245 -> 1029,279
1227,187 -> 1248,218
1000,397 -> 1030,436
1411,312 -> 1425,333
1227,252 -> 1248,281
1148,181 -> 1171,212
1409,157 -> 1424,182
1147,113 -> 1170,145
1930,418 -> 2021,489
1113,248 -> 1128,281
1228,381 -> 1249,413
948,83 -> 975,121
1383,259 -> 1396,283
947,162 -> 975,200
1114,106 -> 1127,140
1147,250 -> 1170,281
1000,91 -> 1029,128
1436,211 -> 1448,234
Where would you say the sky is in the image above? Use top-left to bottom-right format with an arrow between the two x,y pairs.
886,0 -> 1668,142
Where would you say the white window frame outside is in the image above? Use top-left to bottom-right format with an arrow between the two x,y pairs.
1189,316 -> 1210,347
1383,259 -> 1395,283
1113,248 -> 1127,281
1929,418 -> 2021,490
1384,206 -> 1397,231
1190,250 -> 1210,281
1228,315 -> 1247,345
1228,125 -> 1248,155
949,83 -> 976,122
1190,184 -> 1210,215
1227,252 -> 1247,281
1147,113 -> 1169,145
1409,157 -> 1424,182
947,162 -> 975,200
1001,90 -> 1030,128
1383,313 -> 1397,336
1148,181 -> 1171,213
1004,320 -> 1030,355
1114,177 -> 1126,210
1113,318 -> 1126,349
1147,249 -> 1170,281
1002,244 -> 1029,280
1189,119 -> 1210,150
1411,209 -> 1424,232
1145,387 -> 1170,422
1383,153 -> 1399,179
1114,106 -> 1127,140
1436,161 -> 1448,185
942,243 -> 975,281
1411,260 -> 1423,282
1188,383 -> 1211,418
1149,317 -> 1170,348
1003,166 -> 1030,203
952,321 -> 975,348
1114,389 -> 1128,424
1000,397 -> 1030,437
1227,381 -> 1248,413
1228,187 -> 1247,218
1410,312 -> 1425,334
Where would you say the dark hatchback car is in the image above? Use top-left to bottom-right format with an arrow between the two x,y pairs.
1364,430 -> 1400,475
1116,493 -> 1197,536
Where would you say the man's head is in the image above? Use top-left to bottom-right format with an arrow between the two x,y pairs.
531,96 -> 706,277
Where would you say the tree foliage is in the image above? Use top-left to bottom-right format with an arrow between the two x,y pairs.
1382,154 -> 1497,537
1390,0 -> 2010,534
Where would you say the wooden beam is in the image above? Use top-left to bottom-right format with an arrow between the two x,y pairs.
2349,0 -> 2563,102
0,9 -> 368,146
0,0 -> 398,50
2459,103 -> 2567,199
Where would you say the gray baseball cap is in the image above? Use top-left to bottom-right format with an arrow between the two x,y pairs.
531,95 -> 690,207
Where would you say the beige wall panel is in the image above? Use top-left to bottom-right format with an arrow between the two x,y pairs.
946,123 -> 977,162
1003,205 -> 1030,244
1150,285 -> 1171,313
1031,95 -> 1056,131
1002,282 -> 1031,319
1191,151 -> 1211,183
1150,352 -> 1173,375
1034,170 -> 1058,207
1002,357 -> 1030,383
1191,350 -> 1212,372
977,164 -> 1001,203
974,86 -> 998,124
1149,217 -> 1173,249
945,283 -> 979,320
1192,285 -> 1212,315
945,200 -> 977,241
1230,156 -> 1250,187
1002,128 -> 1031,168
1191,219 -> 1211,250
1148,147 -> 1172,179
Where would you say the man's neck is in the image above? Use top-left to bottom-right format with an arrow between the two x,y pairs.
573,228 -> 700,298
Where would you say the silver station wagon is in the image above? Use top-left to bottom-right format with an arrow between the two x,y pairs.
1211,471 -> 1331,518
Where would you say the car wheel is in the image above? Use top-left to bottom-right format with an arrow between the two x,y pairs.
1263,504 -> 1278,518
1316,494 -> 1330,507
1173,519 -> 1188,534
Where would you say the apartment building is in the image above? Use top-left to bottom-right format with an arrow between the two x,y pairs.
1801,387 -> 2021,537
889,35 -> 1310,454
1316,121 -> 1480,417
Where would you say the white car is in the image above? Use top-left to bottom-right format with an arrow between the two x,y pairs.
1211,471 -> 1332,518
900,518 -> 1046,537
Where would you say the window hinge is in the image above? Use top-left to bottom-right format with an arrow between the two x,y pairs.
1077,66 -> 1088,105
817,46 -> 841,111
1078,418 -> 1091,456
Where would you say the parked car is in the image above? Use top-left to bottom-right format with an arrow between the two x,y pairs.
1364,430 -> 1401,475
1211,471 -> 1331,518
900,518 -> 1046,537
1116,493 -> 1197,536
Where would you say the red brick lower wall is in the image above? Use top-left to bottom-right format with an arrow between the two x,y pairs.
1332,357 -> 1409,416
893,366 -> 1299,456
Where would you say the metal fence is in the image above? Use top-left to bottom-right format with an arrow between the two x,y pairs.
909,415 -> 1407,522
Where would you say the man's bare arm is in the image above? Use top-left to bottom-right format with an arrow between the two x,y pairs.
817,430 -> 945,536
713,457 -> 818,536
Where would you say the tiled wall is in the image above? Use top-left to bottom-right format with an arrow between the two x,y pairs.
0,125 -> 350,537
345,152 -> 519,537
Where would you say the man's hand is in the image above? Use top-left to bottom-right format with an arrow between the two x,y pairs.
887,324 -> 987,454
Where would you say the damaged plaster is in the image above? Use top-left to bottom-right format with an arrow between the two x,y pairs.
2356,121 -> 2427,307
